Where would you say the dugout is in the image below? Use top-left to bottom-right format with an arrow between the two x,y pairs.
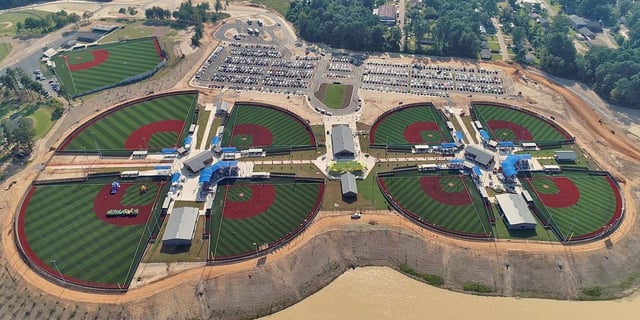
162,207 -> 199,248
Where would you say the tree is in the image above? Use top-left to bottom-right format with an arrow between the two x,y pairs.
215,0 -> 222,13
118,7 -> 126,14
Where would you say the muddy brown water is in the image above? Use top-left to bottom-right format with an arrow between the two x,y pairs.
261,267 -> 637,320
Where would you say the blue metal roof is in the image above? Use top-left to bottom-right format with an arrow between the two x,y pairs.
498,141 -> 514,147
456,131 -> 464,140
221,147 -> 237,153
441,142 -> 457,148
473,166 -> 482,176
154,165 -> 171,170
479,130 -> 491,140
161,148 -> 177,154
449,159 -> 464,164
199,161 -> 239,183
184,135 -> 193,145
171,172 -> 181,183
211,136 -> 221,145
501,154 -> 531,177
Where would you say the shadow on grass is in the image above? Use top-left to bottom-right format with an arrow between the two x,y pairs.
160,244 -> 192,254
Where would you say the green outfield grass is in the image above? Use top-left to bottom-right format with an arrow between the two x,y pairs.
370,104 -> 454,148
60,93 -> 197,154
19,176 -> 168,288
323,84 -> 347,109
209,179 -> 323,259
0,42 -> 10,63
51,37 -> 164,97
221,104 -> 315,151
472,103 -> 569,143
379,171 -> 491,236
520,171 -> 619,240
0,10 -> 51,37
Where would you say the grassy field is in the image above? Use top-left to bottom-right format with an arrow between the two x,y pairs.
208,179 -> 323,259
144,218 -> 208,263
51,37 -> 164,96
0,10 -> 51,37
520,171 -> 620,240
323,84 -> 348,109
490,203 -> 559,241
250,0 -> 292,17
18,177 -> 168,288
196,109 -> 211,149
29,107 -> 54,139
0,42 -> 10,63
472,103 -> 569,143
379,171 -> 491,236
221,104 -> 315,151
370,104 -> 454,148
60,93 -> 197,153
98,21 -> 155,43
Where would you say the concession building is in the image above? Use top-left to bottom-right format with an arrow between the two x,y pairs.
162,207 -> 199,247
331,124 -> 355,159
495,193 -> 537,230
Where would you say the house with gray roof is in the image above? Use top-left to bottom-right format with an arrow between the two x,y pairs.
464,145 -> 495,168
162,207 -> 199,247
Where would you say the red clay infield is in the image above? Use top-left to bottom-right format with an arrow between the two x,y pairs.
125,119 -> 184,149
486,120 -> 533,141
420,176 -> 472,206
223,185 -> 276,219
531,177 -> 580,208
231,124 -> 274,147
403,122 -> 443,144
63,49 -> 110,71
93,183 -> 160,226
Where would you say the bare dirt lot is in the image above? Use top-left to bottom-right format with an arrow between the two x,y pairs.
2,2 -> 640,319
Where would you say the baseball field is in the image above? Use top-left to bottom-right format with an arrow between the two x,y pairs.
520,171 -> 622,242
471,103 -> 573,144
208,178 -> 324,260
221,103 -> 316,152
378,170 -> 492,238
58,91 -> 198,155
370,103 -> 454,149
51,37 -> 165,97
16,176 -> 169,289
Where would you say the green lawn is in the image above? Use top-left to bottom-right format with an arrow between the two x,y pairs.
472,103 -> 570,144
221,104 -> 315,151
29,107 -> 54,140
51,37 -> 164,97
323,83 -> 347,109
380,171 -> 491,236
19,177 -> 168,288
520,171 -> 620,240
98,21 -> 155,43
60,92 -> 197,153
209,179 -> 323,259
0,42 -> 10,63
0,10 -> 51,37
250,0 -> 292,17
370,104 -> 454,149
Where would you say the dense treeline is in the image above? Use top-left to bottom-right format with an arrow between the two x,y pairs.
15,10 -> 80,33
406,0 -> 497,58
286,0 -> 401,52
0,0 -> 111,10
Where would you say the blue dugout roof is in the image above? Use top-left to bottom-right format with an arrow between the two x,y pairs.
199,161 -> 239,183
449,159 -> 464,164
184,135 -> 193,146
479,130 -> 491,140
171,172 -> 181,183
498,141 -> 514,147
211,136 -> 221,145
221,147 -> 237,153
473,166 -> 482,176
501,154 -> 531,177
161,148 -> 177,154
441,142 -> 457,148
456,131 -> 464,140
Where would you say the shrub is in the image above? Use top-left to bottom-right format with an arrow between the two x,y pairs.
399,264 -> 444,287
463,282 -> 494,293
582,286 -> 602,298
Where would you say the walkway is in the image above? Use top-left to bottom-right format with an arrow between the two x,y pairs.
491,17 -> 511,63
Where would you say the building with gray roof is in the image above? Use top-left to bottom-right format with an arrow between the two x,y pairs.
464,145 -> 495,167
162,207 -> 199,247
184,151 -> 214,173
340,172 -> 358,199
495,193 -> 537,230
331,124 -> 355,159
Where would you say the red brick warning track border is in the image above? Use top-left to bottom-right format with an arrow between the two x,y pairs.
420,176 -> 472,206
223,185 -> 276,219
403,122 -> 444,144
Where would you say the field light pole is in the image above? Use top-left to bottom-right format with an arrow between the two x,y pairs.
51,259 -> 66,286
252,242 -> 258,256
